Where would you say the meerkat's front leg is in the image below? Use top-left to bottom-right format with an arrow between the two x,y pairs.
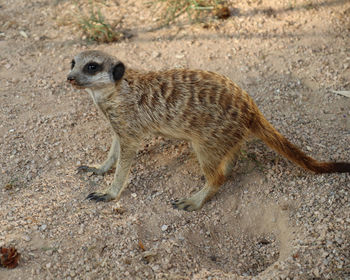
86,140 -> 137,202
77,134 -> 120,175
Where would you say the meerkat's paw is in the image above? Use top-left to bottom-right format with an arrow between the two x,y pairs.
86,192 -> 114,202
77,165 -> 105,175
171,198 -> 201,211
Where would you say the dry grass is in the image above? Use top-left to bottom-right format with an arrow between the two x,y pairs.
151,0 -> 224,24
56,0 -> 124,43
76,1 -> 123,43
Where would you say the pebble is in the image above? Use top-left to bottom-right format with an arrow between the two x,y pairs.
40,224 -> 47,231
19,30 -> 28,38
151,51 -> 161,58
175,54 -> 185,59
161,225 -> 168,232
22,235 -> 31,242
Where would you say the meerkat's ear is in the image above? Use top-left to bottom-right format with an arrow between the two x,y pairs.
112,62 -> 125,81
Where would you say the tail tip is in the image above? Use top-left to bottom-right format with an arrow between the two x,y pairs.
321,162 -> 350,173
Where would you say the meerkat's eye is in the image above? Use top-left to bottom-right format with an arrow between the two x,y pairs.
83,62 -> 102,75
71,60 -> 75,69
88,64 -> 96,70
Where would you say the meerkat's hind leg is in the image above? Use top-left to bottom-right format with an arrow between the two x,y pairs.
172,145 -> 226,211
222,144 -> 242,177
171,183 -> 221,211
77,135 -> 120,175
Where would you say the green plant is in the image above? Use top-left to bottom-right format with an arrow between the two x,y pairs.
77,0 -> 123,43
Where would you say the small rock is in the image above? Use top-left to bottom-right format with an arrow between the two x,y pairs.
161,225 -> 168,232
312,267 -> 320,277
46,263 -> 51,269
19,30 -> 28,38
78,226 -> 84,234
22,235 -> 31,242
151,264 -> 160,271
40,224 -> 47,231
175,54 -> 185,59
151,51 -> 161,58
46,250 -> 53,256
335,237 -> 343,245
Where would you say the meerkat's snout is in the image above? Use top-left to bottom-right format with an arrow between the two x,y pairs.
67,59 -> 78,85
67,74 -> 80,88
67,75 -> 75,82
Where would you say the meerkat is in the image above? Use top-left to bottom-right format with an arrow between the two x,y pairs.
67,50 -> 350,211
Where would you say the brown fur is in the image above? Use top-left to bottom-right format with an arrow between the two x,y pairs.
68,50 -> 350,211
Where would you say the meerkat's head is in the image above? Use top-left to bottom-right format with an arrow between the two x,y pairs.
67,50 -> 125,90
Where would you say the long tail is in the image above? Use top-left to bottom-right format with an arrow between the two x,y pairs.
250,111 -> 350,174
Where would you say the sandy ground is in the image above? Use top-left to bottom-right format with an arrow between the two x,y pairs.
0,0 -> 349,279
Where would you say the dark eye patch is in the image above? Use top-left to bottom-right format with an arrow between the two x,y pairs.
83,61 -> 102,75
71,59 -> 75,69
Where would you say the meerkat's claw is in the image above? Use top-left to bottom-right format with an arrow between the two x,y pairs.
171,199 -> 179,209
77,165 -> 104,175
171,198 -> 199,212
86,192 -> 113,202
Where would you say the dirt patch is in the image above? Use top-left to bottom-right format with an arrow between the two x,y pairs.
1,0 -> 350,279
